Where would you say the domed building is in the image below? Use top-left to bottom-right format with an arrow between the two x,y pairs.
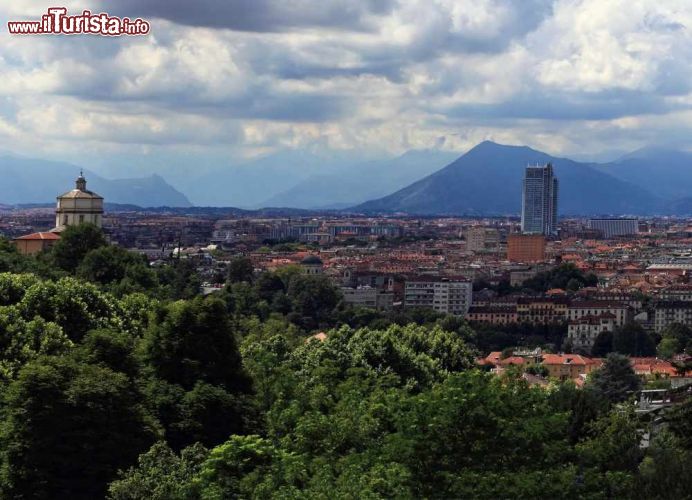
53,172 -> 104,231
300,254 -> 323,275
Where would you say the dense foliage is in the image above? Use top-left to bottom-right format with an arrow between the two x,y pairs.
518,263 -> 599,293
0,233 -> 689,498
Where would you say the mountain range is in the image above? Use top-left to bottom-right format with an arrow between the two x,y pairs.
260,150 -> 459,209
0,156 -> 191,207
354,141 -> 692,216
2,141 -> 692,215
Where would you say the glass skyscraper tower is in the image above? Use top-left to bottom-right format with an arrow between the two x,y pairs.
521,163 -> 558,236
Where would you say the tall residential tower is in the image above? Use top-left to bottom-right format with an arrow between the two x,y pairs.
521,163 -> 558,237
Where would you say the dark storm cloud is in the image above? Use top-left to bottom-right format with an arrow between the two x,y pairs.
97,0 -> 397,32
97,0 -> 554,56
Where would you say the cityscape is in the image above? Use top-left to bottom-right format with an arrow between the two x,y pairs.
0,1 -> 691,498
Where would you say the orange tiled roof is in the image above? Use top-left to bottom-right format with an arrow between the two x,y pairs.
484,352 -> 502,365
13,232 -> 60,241
542,354 -> 597,366
499,356 -> 525,366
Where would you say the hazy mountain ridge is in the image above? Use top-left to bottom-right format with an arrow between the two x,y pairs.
595,147 -> 692,201
0,156 -> 191,207
171,150 -> 374,208
260,150 -> 459,209
354,141 -> 665,215
4,142 -> 692,214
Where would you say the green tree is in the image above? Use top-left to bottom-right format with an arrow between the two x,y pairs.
286,274 -> 341,329
51,223 -> 108,272
525,363 -> 549,377
0,272 -> 41,306
659,323 -> 692,355
591,329 -> 613,357
109,442 -> 208,500
382,372 -> 574,497
290,324 -> 475,391
194,435 -> 278,498
612,322 -> 656,357
666,396 -> 692,449
227,256 -> 255,284
17,276 -> 121,342
0,238 -> 61,277
523,263 -> 597,293
119,293 -> 158,337
0,355 -> 157,499
224,281 -> 262,317
656,336 -> 680,359
156,259 -> 201,300
577,407 -> 642,473
142,297 -> 251,391
549,381 -> 608,443
254,271 -> 286,302
566,278 -> 582,292
0,309 -> 72,380
173,381 -> 254,448
77,329 -> 140,379
586,353 -> 641,404
141,297 -> 254,449
637,431 -> 692,499
77,246 -> 157,294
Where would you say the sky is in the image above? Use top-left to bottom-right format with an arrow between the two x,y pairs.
0,0 -> 691,172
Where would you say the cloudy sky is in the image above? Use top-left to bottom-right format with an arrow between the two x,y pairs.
0,0 -> 691,171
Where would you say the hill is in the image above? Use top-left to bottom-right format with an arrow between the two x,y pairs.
261,150 -> 459,209
595,147 -> 692,201
0,155 -> 192,207
354,141 -> 661,215
176,150 -> 367,208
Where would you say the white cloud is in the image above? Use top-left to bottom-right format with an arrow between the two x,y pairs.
0,0 -> 690,163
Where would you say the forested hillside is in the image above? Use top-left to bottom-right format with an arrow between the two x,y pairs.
0,227 -> 689,498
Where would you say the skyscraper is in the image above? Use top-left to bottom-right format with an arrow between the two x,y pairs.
521,163 -> 558,236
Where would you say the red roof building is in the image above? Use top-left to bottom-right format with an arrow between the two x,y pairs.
12,231 -> 60,255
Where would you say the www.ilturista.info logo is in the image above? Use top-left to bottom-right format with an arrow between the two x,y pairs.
8,8 -> 150,36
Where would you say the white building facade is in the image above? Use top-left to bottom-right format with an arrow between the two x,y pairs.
54,173 -> 104,231
405,278 -> 473,316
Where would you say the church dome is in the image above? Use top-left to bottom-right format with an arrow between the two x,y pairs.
57,171 -> 103,200
301,255 -> 323,265
53,172 -> 104,231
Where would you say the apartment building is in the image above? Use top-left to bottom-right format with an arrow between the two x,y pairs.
653,301 -> 692,334
516,297 -> 570,324
567,313 -> 616,352
567,301 -> 632,327
341,286 -> 394,311
404,277 -> 473,316
466,304 -> 518,324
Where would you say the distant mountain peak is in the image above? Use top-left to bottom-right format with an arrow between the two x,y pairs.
466,140 -> 543,156
616,145 -> 691,162
0,155 -> 192,207
354,142 -> 660,216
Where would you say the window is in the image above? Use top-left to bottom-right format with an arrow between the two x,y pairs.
79,215 -> 85,223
